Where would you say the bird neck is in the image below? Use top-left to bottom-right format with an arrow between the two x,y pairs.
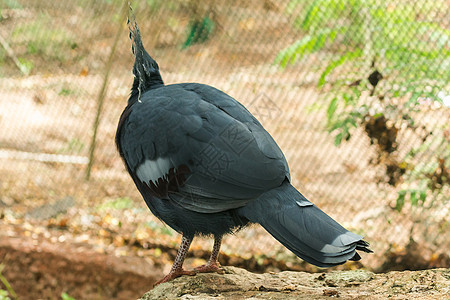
129,72 -> 164,104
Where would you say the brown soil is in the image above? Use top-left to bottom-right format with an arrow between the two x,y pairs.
2,231 -> 448,300
0,233 -> 161,299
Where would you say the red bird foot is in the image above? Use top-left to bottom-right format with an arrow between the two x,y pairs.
194,262 -> 225,274
154,269 -> 196,286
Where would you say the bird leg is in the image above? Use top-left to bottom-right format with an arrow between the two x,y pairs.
194,236 -> 225,274
154,235 -> 196,285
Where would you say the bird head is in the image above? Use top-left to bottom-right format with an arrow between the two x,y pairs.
128,9 -> 164,103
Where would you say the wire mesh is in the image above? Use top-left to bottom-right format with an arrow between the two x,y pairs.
0,0 -> 448,273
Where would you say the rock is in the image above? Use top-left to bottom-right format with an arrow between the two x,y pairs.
26,196 -> 75,220
140,266 -> 450,300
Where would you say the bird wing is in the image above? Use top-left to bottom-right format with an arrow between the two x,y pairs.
118,83 -> 289,213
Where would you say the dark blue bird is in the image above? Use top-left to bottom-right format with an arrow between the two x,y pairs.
116,17 -> 372,285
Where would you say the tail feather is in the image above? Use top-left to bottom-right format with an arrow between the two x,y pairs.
264,205 -> 362,265
263,220 -> 358,266
238,180 -> 372,267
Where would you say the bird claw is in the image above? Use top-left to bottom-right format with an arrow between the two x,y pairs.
194,262 -> 225,274
154,269 -> 196,286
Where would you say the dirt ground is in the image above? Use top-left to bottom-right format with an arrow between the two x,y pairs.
1,227 -> 449,300
1,217 -> 449,299
0,228 -> 160,299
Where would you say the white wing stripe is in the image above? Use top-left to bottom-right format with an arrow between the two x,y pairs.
136,157 -> 172,184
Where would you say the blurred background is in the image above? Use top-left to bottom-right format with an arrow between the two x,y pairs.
0,0 -> 448,299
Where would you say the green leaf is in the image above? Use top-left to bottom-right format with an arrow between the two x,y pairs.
351,87 -> 362,99
346,116 -> 358,128
410,190 -> 418,206
327,97 -> 338,121
419,190 -> 427,205
396,190 -> 407,212
334,132 -> 343,146
301,0 -> 321,30
328,119 -> 343,132
318,48 -> 363,86
0,290 -> 10,300
276,27 -> 346,68
17,57 -> 33,75
61,292 -> 76,300
311,32 -> 327,52
343,93 -> 352,104
275,36 -> 311,67
183,16 -> 215,48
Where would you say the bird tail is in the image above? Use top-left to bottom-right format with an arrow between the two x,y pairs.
238,180 -> 372,267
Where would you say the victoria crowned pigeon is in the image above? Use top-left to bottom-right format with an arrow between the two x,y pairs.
116,15 -> 372,285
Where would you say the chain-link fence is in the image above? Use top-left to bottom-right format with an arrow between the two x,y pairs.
0,0 -> 448,278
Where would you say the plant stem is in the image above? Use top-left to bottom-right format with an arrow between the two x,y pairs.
85,1 -> 129,180
0,264 -> 18,300
0,33 -> 30,75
